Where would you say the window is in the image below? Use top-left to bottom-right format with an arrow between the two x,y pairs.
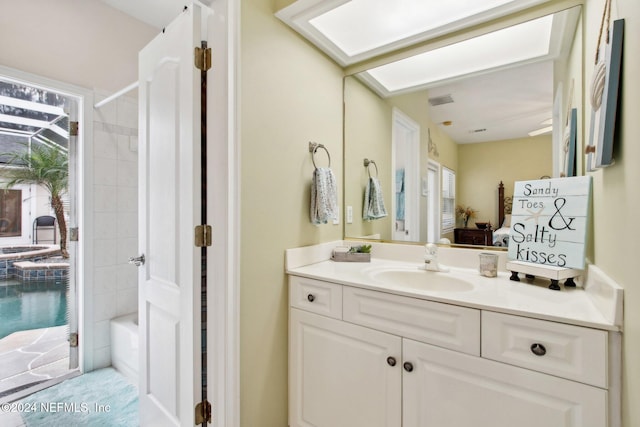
442,167 -> 456,233
0,189 -> 21,237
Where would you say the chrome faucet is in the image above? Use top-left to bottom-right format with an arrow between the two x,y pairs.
422,243 -> 449,272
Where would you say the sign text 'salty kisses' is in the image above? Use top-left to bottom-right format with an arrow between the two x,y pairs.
507,176 -> 591,270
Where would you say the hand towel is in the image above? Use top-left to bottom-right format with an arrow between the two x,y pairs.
310,167 -> 338,225
363,176 -> 388,221
395,168 -> 405,220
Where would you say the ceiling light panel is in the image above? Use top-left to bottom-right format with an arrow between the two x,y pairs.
309,0 -> 517,56
366,14 -> 553,94
277,0 -> 551,65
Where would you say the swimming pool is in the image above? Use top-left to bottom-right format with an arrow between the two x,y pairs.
0,279 -> 68,339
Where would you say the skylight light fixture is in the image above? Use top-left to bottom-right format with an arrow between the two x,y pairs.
276,0 -> 551,65
309,0 -> 516,57
364,14 -> 553,95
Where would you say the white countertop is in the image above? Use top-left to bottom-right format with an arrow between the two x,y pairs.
286,241 -> 623,332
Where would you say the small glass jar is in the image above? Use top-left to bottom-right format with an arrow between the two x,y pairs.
479,252 -> 498,277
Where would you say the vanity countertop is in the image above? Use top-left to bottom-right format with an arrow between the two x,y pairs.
286,242 -> 623,332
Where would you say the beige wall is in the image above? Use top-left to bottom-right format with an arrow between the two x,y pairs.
458,135 -> 552,226
240,0 -> 343,425
584,1 -> 640,426
344,77 -> 392,240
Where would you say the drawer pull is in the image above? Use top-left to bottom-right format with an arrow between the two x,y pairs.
530,343 -> 547,356
387,357 -> 397,367
307,294 -> 315,302
403,362 -> 414,372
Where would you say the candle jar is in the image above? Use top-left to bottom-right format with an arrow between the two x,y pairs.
479,252 -> 498,277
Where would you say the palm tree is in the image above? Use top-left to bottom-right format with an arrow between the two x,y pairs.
1,142 -> 69,257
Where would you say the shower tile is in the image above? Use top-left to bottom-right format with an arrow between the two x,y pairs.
117,187 -> 138,213
116,237 -> 138,266
116,289 -> 138,316
94,185 -> 118,212
93,346 -> 112,369
93,292 -> 117,322
117,97 -> 138,129
93,158 -> 117,186
117,135 -> 138,162
116,212 -> 138,239
94,130 -> 118,160
117,267 -> 138,290
93,239 -> 117,267
93,320 -> 111,348
117,160 -> 138,187
94,266 -> 118,294
94,213 -> 118,239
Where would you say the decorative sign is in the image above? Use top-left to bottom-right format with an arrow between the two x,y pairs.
508,176 -> 592,270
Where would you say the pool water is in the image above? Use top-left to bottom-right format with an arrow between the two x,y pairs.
0,280 -> 68,339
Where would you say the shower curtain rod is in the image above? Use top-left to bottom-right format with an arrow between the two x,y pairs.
94,81 -> 138,109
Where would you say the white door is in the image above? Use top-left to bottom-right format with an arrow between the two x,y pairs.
290,308 -> 402,427
402,339 -> 607,427
137,4 -> 210,425
392,108 -> 420,241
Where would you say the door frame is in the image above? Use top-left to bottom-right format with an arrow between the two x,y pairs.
0,64 -> 94,374
426,160 -> 441,243
391,108 -> 420,241
205,0 -> 240,425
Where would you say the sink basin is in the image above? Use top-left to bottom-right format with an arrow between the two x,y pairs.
369,268 -> 474,292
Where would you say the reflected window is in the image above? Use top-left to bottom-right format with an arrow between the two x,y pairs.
442,167 -> 456,233
0,189 -> 21,237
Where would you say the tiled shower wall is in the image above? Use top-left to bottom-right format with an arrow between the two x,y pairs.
91,92 -> 139,369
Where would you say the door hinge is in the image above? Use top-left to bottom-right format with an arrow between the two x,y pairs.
195,47 -> 212,71
195,225 -> 212,247
195,400 -> 211,424
69,121 -> 79,136
69,333 -> 78,348
69,227 -> 79,242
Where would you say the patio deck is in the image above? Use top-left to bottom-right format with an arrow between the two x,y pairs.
0,326 -> 76,399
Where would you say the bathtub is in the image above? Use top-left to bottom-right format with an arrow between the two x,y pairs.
110,313 -> 139,386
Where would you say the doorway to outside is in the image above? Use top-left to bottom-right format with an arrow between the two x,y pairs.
0,70 -> 83,400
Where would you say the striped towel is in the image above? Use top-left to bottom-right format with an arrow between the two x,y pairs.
310,167 -> 338,225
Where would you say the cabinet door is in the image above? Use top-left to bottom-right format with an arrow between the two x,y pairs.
403,339 -> 607,427
290,308 -> 402,427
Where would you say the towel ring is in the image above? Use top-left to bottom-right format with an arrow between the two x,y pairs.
363,158 -> 378,178
309,142 -> 331,168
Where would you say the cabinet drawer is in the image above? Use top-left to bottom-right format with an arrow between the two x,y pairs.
481,311 -> 608,388
343,286 -> 480,356
290,276 -> 342,319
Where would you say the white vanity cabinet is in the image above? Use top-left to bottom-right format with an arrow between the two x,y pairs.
402,338 -> 606,427
289,308 -> 402,427
289,275 -> 615,427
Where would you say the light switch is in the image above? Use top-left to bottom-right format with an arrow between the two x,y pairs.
346,206 -> 353,224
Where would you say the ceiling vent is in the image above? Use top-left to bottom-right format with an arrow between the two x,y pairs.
469,128 -> 487,133
428,94 -> 454,106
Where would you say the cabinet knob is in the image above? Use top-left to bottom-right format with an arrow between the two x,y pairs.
307,294 -> 315,302
530,343 -> 547,356
386,357 -> 397,367
403,362 -> 414,372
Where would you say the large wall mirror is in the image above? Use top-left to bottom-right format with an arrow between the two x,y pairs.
344,5 -> 583,248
